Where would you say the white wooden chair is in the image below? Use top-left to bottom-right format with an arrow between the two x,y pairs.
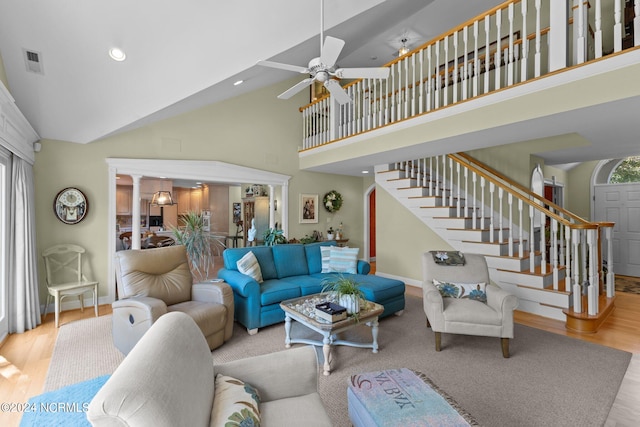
42,244 -> 99,327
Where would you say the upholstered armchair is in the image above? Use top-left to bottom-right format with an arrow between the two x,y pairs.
112,245 -> 234,355
422,252 -> 518,358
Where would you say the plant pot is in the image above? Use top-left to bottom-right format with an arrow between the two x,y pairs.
339,294 -> 360,314
327,233 -> 334,240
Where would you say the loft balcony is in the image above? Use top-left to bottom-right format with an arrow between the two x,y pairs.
298,0 -> 640,173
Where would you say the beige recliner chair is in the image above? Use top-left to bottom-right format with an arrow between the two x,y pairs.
422,252 -> 519,358
113,245 -> 234,355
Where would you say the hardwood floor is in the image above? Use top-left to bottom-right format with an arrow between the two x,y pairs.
1,268 -> 639,426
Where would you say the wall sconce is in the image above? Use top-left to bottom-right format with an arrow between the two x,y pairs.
151,191 -> 174,206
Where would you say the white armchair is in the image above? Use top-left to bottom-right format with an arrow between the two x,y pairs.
422,252 -> 519,358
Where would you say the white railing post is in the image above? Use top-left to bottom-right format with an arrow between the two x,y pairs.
606,225 -> 615,297
595,0 -> 603,58
635,0 -> 640,47
329,97 -> 339,142
572,228 -> 582,312
573,0 -> 588,64
529,205 -> 535,273
549,0 -> 568,71
614,0 -> 623,52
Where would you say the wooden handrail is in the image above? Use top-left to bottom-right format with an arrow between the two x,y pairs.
447,153 -> 598,230
451,152 -> 591,226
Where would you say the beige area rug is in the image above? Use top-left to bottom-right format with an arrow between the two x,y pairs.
44,315 -> 124,392
46,297 -> 632,426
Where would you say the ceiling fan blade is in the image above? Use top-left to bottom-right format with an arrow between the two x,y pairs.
320,36 -> 345,68
334,67 -> 390,79
277,78 -> 314,100
324,79 -> 352,105
256,60 -> 309,74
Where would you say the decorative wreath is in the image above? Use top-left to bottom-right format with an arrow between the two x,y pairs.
323,190 -> 343,213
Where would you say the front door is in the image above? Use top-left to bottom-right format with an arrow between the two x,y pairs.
594,183 -> 640,277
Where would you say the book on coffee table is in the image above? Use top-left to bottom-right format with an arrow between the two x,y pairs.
315,302 -> 347,322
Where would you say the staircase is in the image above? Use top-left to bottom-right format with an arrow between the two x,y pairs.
375,153 -> 616,329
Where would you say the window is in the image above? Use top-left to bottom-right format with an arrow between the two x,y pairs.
609,156 -> 640,183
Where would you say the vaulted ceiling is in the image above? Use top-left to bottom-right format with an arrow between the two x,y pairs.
0,0 -> 504,144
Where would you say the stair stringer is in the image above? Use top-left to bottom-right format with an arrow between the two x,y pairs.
376,164 -> 570,321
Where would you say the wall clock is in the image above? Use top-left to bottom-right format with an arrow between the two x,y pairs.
54,187 -> 88,224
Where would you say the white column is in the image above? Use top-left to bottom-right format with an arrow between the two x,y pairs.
549,0 -> 568,71
268,185 -> 275,229
131,174 -> 142,250
281,182 -> 289,239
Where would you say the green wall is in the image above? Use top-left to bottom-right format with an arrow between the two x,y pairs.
33,77 -> 367,301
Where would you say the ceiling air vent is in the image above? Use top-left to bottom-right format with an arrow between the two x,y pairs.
23,49 -> 44,75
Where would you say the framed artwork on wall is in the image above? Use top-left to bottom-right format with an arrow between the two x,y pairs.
300,194 -> 318,223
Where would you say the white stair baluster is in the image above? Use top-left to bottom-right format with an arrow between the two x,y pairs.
595,0 -> 603,58
473,20 -> 479,97
521,0 -> 529,82
489,183 -> 495,243
552,219 -> 559,290
614,0 -> 623,52
507,3 -> 515,85
535,0 -> 542,77
484,15 -> 491,93
529,205 -> 535,273
508,193 -> 513,256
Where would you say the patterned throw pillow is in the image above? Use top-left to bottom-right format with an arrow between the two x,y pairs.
329,247 -> 359,274
433,279 -> 487,302
211,374 -> 261,427
237,251 -> 263,283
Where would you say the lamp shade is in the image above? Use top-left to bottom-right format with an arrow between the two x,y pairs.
151,191 -> 174,206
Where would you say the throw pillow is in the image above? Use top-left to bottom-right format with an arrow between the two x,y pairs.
211,374 -> 261,427
320,246 -> 334,273
433,279 -> 487,302
237,251 -> 263,283
329,247 -> 359,274
430,250 -> 466,266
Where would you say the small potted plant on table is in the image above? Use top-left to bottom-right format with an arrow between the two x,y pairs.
322,275 -> 364,315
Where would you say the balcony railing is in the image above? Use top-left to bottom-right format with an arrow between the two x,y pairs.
300,0 -> 639,150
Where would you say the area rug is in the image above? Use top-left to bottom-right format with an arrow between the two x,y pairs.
615,275 -> 640,295
46,297 -> 632,427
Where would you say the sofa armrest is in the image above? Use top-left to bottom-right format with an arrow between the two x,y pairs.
486,284 -> 519,317
422,280 -> 445,330
192,282 -> 235,340
357,260 -> 371,275
111,297 -> 169,355
112,296 -> 168,323
215,346 -> 319,403
217,268 -> 260,298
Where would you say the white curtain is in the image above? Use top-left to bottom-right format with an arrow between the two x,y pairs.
8,156 -> 40,333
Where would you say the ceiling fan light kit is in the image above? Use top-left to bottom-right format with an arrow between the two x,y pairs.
256,0 -> 389,105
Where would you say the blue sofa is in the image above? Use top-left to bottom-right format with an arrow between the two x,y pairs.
218,241 -> 405,334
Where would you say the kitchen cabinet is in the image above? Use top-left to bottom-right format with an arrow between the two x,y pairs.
175,186 -> 210,215
175,188 -> 191,214
116,186 -> 132,215
243,196 -> 269,244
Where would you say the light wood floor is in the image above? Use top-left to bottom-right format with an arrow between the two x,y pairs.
1,279 -> 639,426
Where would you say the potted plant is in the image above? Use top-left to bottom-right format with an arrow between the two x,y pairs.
322,275 -> 365,315
170,211 -> 215,282
327,227 -> 334,240
263,228 -> 287,246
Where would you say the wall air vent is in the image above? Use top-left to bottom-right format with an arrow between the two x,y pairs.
23,49 -> 44,75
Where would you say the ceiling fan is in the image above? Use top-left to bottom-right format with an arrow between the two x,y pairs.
256,0 -> 390,105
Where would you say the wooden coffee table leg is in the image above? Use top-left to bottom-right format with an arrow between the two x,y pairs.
284,315 -> 292,348
322,334 -> 331,376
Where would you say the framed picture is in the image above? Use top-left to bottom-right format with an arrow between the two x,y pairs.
300,194 -> 318,223
232,202 -> 241,224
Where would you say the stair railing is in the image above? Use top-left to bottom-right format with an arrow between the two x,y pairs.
300,0 -> 639,150
394,153 -> 615,316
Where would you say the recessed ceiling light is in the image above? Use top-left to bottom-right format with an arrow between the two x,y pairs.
362,170 -> 370,174
109,48 -> 126,62
233,80 -> 244,86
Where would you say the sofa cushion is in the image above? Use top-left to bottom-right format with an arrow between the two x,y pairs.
260,279 -> 301,306
280,275 -> 325,296
272,244 -> 309,278
304,241 -> 337,274
237,251 -> 263,283
223,246 -> 278,280
210,374 -> 261,427
328,247 -> 359,274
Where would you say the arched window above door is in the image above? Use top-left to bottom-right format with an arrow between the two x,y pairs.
609,156 -> 640,184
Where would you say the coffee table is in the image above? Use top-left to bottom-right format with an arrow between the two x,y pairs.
280,293 -> 384,376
